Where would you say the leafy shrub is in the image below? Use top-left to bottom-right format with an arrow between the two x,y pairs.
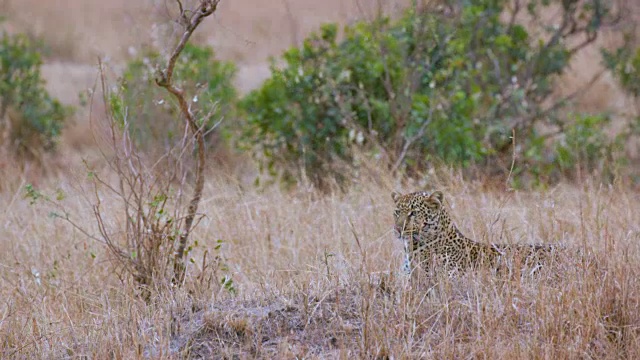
0,32 -> 69,159
601,33 -> 640,184
556,114 -> 619,172
241,0 -> 616,189
603,44 -> 640,99
24,3 -> 234,301
112,44 -> 237,153
516,114 -> 624,186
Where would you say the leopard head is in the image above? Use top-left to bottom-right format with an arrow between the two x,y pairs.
392,190 -> 446,237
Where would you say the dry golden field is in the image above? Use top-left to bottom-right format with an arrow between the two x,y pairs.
1,170 -> 640,357
1,0 -> 640,358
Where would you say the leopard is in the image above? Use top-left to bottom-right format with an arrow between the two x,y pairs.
392,190 -> 556,276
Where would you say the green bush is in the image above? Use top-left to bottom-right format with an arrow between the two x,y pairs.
521,114 -> 624,185
603,45 -> 640,98
556,114 -> 616,171
112,44 -> 237,153
0,32 -> 69,159
241,0 -> 615,189
601,34 -> 640,184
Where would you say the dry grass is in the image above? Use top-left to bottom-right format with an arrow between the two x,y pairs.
2,1 -> 640,357
1,168 -> 639,358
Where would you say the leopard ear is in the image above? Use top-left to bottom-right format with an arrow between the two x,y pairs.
429,191 -> 444,206
391,192 -> 403,203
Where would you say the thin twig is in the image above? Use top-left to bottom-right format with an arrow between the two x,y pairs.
155,0 -> 219,285
505,128 -> 516,189
392,106 -> 433,173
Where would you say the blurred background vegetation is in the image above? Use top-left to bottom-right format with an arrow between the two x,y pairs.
1,0 -> 640,190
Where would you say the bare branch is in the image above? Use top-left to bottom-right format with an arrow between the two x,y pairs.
392,106 -> 433,173
155,0 -> 220,285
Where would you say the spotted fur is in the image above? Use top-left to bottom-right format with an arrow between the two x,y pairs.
392,191 -> 555,274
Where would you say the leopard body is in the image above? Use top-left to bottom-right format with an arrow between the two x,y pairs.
392,191 -> 554,274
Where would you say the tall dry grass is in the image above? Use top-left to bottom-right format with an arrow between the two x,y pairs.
1,0 -> 640,357
1,167 -> 638,358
